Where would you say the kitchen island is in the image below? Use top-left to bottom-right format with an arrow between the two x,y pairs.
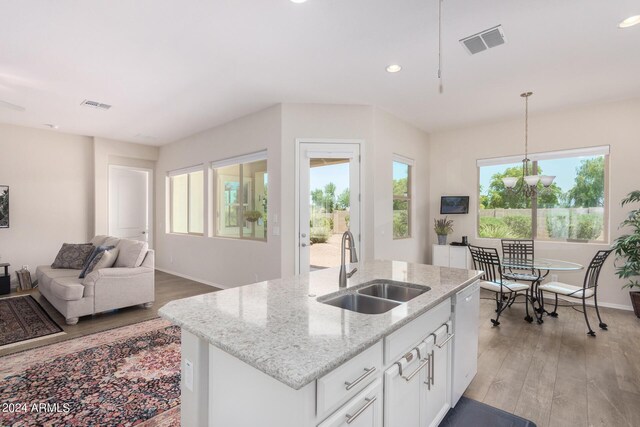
159,260 -> 483,427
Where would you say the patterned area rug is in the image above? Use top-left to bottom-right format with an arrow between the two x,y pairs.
0,318 -> 181,426
0,295 -> 64,349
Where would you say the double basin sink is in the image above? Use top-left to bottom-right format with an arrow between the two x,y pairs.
320,280 -> 431,315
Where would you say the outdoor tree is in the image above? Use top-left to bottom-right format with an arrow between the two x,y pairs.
310,183 -> 339,213
566,157 -> 605,208
336,188 -> 350,210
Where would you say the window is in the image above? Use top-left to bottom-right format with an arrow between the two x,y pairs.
213,152 -> 268,240
478,146 -> 609,242
169,168 -> 204,235
393,157 -> 413,239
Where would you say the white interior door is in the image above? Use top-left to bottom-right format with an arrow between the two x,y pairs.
298,142 -> 360,274
108,165 -> 152,244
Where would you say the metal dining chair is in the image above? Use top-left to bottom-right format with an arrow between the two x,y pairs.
468,245 -> 532,326
501,239 -> 539,284
537,249 -> 612,336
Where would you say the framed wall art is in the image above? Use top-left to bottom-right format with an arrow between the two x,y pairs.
0,186 -> 9,228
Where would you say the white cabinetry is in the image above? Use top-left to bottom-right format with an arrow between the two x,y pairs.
318,379 -> 383,427
432,244 -> 472,269
383,303 -> 453,427
317,341 -> 383,419
422,323 -> 452,427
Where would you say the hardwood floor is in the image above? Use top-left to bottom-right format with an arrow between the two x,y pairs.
467,290 -> 640,427
0,270 -> 219,357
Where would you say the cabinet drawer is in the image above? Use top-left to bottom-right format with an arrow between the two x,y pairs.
317,341 -> 383,419
384,299 -> 451,364
318,379 -> 383,427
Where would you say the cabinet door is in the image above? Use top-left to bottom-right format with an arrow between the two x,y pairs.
384,346 -> 430,427
318,379 -> 382,427
449,247 -> 469,269
421,324 -> 452,427
431,245 -> 450,267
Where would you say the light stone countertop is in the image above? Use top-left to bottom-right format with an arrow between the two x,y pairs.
159,260 -> 483,390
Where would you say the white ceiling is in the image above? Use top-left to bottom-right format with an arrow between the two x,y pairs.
0,0 -> 638,145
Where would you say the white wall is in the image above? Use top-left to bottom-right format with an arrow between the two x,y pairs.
428,98 -> 640,309
372,108 -> 430,263
154,105 -> 282,287
0,123 -> 93,288
280,104 -> 375,278
155,103 -> 431,287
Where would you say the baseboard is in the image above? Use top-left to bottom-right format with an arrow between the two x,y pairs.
154,268 -> 230,290
555,295 -> 632,311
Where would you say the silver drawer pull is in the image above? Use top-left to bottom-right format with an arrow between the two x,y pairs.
400,358 -> 430,382
430,350 -> 434,386
345,366 -> 376,390
346,397 -> 376,424
436,333 -> 454,348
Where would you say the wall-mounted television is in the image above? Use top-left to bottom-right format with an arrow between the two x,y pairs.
440,196 -> 469,214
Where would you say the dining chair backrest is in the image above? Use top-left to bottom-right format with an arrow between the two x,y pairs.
583,250 -> 613,290
468,245 -> 503,283
501,239 -> 534,266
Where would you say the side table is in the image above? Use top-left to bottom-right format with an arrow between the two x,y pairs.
0,263 -> 10,295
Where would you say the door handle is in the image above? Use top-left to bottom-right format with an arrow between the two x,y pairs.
301,243 -> 308,247
141,231 -> 147,235
436,333 -> 454,348
345,366 -> 376,390
399,358 -> 430,382
345,397 -> 376,424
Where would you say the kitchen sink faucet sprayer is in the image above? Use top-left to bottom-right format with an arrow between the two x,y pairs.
339,230 -> 358,288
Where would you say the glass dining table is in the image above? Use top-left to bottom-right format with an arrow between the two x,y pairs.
501,257 -> 584,323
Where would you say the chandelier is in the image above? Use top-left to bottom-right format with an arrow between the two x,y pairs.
502,92 -> 555,198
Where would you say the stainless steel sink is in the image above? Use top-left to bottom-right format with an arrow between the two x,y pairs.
321,293 -> 401,314
357,280 -> 430,302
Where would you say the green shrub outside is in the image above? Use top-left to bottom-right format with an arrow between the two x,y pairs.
478,218 -> 516,238
573,214 -> 603,240
310,227 -> 331,244
393,210 -> 409,238
478,216 -> 529,238
502,215 -> 532,238
546,215 -> 569,239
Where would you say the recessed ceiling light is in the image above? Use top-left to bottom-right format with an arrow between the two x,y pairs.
386,64 -> 402,73
619,15 -> 640,28
290,0 -> 307,3
44,124 -> 59,129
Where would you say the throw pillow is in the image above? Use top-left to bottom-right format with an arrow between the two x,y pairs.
79,245 -> 115,278
81,247 -> 119,278
51,243 -> 94,270
114,239 -> 148,268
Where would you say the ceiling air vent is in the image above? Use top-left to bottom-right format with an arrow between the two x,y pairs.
459,25 -> 506,55
80,99 -> 112,110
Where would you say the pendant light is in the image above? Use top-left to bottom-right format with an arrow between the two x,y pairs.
502,92 -> 555,197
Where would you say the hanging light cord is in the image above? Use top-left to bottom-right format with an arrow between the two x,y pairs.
438,0 -> 443,93
524,94 -> 528,158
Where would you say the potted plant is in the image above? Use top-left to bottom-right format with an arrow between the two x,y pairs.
612,190 -> 640,318
244,210 -> 263,223
434,217 -> 454,245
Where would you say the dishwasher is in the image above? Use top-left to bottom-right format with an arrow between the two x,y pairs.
450,280 -> 480,407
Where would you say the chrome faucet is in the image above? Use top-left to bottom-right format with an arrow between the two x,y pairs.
339,230 -> 359,288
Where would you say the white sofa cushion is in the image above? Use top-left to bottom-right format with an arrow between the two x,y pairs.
114,239 -> 148,268
480,280 -> 530,293
538,281 -> 594,298
50,276 -> 86,301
